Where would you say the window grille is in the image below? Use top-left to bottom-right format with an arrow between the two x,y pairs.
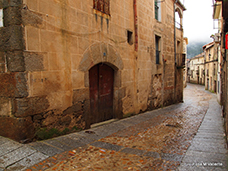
93,0 -> 110,15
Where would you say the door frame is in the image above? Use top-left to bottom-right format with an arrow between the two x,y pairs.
78,42 -> 125,128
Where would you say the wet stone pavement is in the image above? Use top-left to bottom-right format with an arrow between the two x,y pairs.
1,83 -> 228,171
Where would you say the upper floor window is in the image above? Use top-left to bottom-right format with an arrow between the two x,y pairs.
93,0 -> 110,15
155,0 -> 161,21
213,64 -> 216,76
155,35 -> 161,64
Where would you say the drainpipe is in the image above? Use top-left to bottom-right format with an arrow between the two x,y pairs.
134,0 -> 138,52
174,0 -> 177,64
174,0 -> 177,102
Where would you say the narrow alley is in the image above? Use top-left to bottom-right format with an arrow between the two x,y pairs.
0,83 -> 227,171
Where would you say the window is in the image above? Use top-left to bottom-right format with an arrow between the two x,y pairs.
93,0 -> 110,15
0,9 -> 3,27
213,64 -> 216,76
127,30 -> 133,45
209,49 -> 211,60
210,77 -> 212,88
175,12 -> 181,29
154,0 -> 161,21
218,81 -> 220,93
155,35 -> 161,64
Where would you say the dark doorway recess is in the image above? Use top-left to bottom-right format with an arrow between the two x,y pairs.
89,63 -> 114,124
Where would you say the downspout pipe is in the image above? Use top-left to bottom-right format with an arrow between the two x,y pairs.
174,0 -> 177,65
134,0 -> 138,52
174,0 -> 177,102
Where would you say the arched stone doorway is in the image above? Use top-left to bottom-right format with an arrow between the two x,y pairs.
79,42 -> 124,128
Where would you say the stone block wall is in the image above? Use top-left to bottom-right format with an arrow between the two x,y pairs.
0,0 -> 185,142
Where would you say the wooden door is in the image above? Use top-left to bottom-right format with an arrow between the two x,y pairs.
89,63 -> 114,124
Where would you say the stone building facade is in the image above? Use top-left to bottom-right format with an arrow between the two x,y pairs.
213,0 -> 228,144
203,42 -> 218,92
183,37 -> 188,88
189,53 -> 205,85
0,0 -> 186,141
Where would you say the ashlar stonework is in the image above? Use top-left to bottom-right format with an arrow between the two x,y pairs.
0,0 -> 186,142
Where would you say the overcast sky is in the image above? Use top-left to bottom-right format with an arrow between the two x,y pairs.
181,0 -> 216,43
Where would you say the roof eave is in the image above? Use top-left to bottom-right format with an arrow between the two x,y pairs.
176,0 -> 186,11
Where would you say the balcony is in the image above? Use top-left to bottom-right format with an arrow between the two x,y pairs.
175,21 -> 183,31
176,53 -> 185,68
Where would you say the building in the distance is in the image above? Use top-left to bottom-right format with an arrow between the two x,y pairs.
189,53 -> 205,85
203,42 -> 218,92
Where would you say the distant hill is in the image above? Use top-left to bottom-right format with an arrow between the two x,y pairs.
187,41 -> 209,59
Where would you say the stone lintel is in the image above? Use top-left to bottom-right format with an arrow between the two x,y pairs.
79,42 -> 123,72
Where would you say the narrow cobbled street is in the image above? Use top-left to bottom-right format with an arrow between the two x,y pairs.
1,83 -> 228,171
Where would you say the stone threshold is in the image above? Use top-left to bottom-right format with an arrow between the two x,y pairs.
91,119 -> 119,128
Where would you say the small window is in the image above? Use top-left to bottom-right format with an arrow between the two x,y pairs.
127,30 -> 133,45
218,81 -> 220,93
175,12 -> 181,29
155,0 -> 161,21
93,0 -> 110,15
213,64 -> 216,76
0,9 -> 3,27
155,35 -> 161,64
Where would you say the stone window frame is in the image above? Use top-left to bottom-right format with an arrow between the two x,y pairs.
93,0 -> 110,16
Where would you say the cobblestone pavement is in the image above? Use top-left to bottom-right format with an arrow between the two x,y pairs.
1,84 -> 227,171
